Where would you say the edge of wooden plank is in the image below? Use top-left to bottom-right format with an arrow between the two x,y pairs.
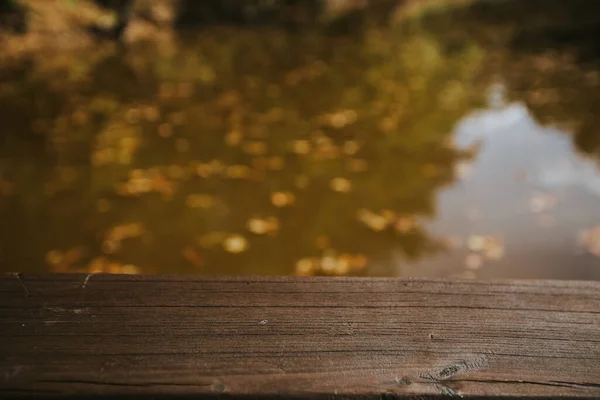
1,274 -> 600,399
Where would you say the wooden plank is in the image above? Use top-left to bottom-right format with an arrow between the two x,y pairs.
1,274 -> 600,399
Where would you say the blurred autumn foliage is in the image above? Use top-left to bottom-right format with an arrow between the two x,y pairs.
0,1 -> 486,275
1,0 -> 600,276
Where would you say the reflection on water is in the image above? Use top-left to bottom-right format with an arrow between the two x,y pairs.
420,101 -> 600,280
1,0 -> 600,279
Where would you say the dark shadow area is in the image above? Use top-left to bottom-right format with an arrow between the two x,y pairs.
416,0 -> 600,162
176,0 -> 323,29
86,0 -> 405,37
417,0 -> 600,55
0,0 -> 26,33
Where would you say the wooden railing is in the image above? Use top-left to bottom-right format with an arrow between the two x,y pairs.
1,274 -> 600,398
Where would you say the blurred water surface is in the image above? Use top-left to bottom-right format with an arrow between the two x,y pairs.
1,0 -> 600,279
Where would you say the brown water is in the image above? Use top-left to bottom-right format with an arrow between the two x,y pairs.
1,1 -> 600,279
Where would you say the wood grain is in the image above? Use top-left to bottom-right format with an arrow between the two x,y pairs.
1,274 -> 600,399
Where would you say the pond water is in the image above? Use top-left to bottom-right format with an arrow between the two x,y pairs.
1,0 -> 600,279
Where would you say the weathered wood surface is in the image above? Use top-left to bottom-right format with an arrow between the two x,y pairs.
1,274 -> 600,399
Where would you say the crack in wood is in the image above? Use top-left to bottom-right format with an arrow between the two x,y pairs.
35,379 -> 216,388
13,273 -> 29,298
456,378 -> 600,390
434,383 -> 461,397
2,366 -> 24,384
81,274 -> 93,289
413,354 -> 489,397
549,380 -> 600,389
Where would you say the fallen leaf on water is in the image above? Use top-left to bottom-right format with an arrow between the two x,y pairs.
316,251 -> 359,276
126,223 -> 144,237
529,192 -> 556,213
195,163 -> 213,178
330,177 -> 352,193
395,216 -> 416,233
441,236 -> 463,250
72,109 -> 89,126
125,107 -> 141,124
468,235 -> 504,261
186,194 -> 215,209
265,217 -> 280,234
45,250 -> 64,266
225,130 -> 243,147
152,176 -> 175,197
183,247 -> 204,267
197,231 -> 227,248
325,110 -> 357,129
347,254 -> 368,271
88,257 -> 108,274
158,123 -> 173,138
455,162 -> 473,179
314,136 -> 337,158
465,253 -> 483,270
144,106 -> 160,122
271,191 -> 295,207
578,226 -> 600,257
381,210 -> 397,224
347,158 -> 368,172
226,165 -> 251,179
209,160 -> 225,175
333,257 -> 350,275
357,209 -> 388,232
107,263 -> 123,274
320,254 -> 337,274
247,218 -> 270,235
295,258 -> 317,276
484,243 -> 505,261
128,177 -> 153,194
243,141 -> 268,156
223,234 -> 249,254
122,264 -> 141,274
379,116 -> 397,133
102,239 -> 120,254
291,140 -> 311,155
467,236 -> 485,252
343,141 -> 360,155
